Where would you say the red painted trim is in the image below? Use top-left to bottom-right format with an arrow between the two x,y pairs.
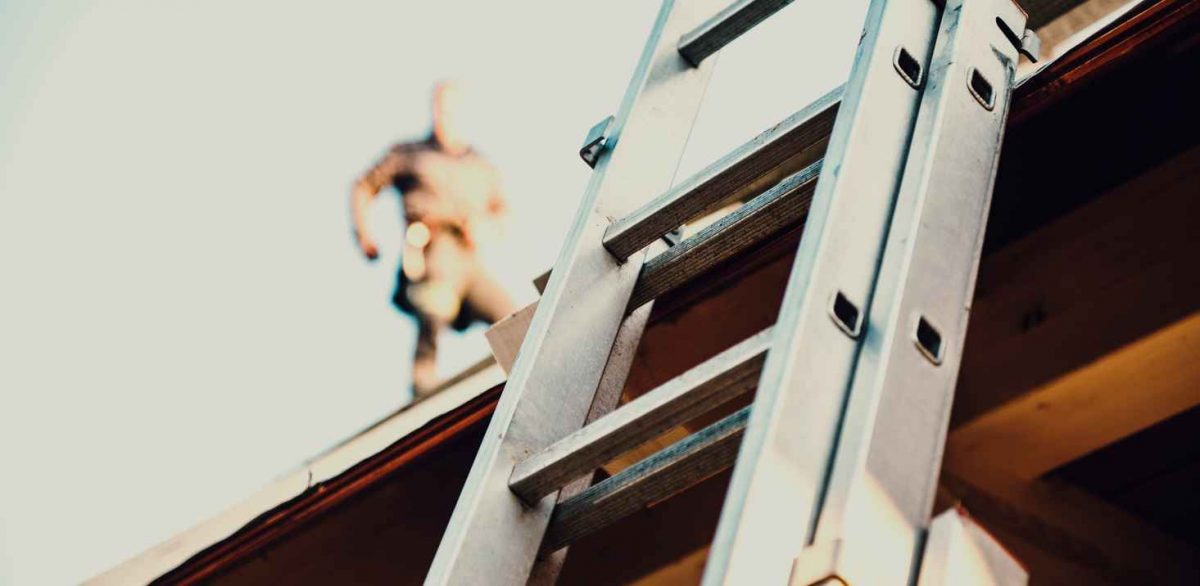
156,385 -> 502,585
1011,0 -> 1200,124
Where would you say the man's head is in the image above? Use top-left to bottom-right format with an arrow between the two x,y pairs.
432,80 -> 469,155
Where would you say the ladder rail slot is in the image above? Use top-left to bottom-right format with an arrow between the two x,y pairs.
543,405 -> 750,553
509,327 -> 771,504
603,86 -> 841,261
678,0 -> 796,66
630,161 -> 820,311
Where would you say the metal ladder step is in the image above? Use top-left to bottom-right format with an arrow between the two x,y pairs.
603,87 -> 841,261
678,0 -> 797,66
629,161 -> 819,310
543,405 -> 750,552
535,128 -> 826,301
509,328 -> 771,504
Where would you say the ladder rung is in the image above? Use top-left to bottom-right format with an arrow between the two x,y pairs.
629,160 -> 820,311
678,0 -> 796,66
509,328 -> 771,505
603,86 -> 841,261
542,405 -> 750,553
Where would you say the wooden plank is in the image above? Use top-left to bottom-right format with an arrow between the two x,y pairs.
510,328 -> 770,504
948,310 -> 1200,481
955,145 -> 1200,426
677,0 -> 795,66
602,86 -> 840,260
946,147 -> 1200,480
629,162 -> 818,311
631,547 -> 711,585
484,303 -> 537,374
543,406 -> 749,553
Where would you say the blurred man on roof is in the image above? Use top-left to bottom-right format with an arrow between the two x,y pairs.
351,81 -> 516,399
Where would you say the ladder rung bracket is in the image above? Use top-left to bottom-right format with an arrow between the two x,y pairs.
678,0 -> 796,66
510,328 -> 772,505
542,405 -> 750,553
603,87 -> 841,261
629,160 -> 820,311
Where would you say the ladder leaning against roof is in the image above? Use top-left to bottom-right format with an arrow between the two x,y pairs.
426,0 -> 1040,584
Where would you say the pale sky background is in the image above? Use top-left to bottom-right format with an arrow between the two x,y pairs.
0,1 -> 867,583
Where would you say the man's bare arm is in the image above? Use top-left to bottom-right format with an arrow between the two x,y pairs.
350,148 -> 412,260
350,182 -> 381,260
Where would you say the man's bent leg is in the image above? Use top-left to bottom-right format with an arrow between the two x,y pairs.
462,258 -> 517,324
412,317 -> 442,399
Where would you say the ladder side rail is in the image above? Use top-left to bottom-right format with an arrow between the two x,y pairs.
703,0 -> 942,583
424,1 -> 725,583
800,1 -> 1032,583
527,297 -> 656,585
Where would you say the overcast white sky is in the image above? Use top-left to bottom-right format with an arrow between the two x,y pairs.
0,1 -> 867,583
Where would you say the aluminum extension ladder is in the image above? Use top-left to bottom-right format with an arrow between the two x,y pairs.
428,0 -> 1039,584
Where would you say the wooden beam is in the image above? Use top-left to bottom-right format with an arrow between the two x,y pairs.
948,310 -> 1200,480
484,303 -> 537,374
630,547 -> 710,585
953,146 -> 1200,431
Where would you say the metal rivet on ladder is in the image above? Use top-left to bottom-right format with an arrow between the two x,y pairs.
829,291 -> 863,338
913,315 -> 944,365
893,46 -> 923,89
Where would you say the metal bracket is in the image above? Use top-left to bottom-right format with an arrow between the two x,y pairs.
580,115 -> 615,168
995,14 -> 1041,63
1019,28 -> 1041,63
662,226 -> 683,247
